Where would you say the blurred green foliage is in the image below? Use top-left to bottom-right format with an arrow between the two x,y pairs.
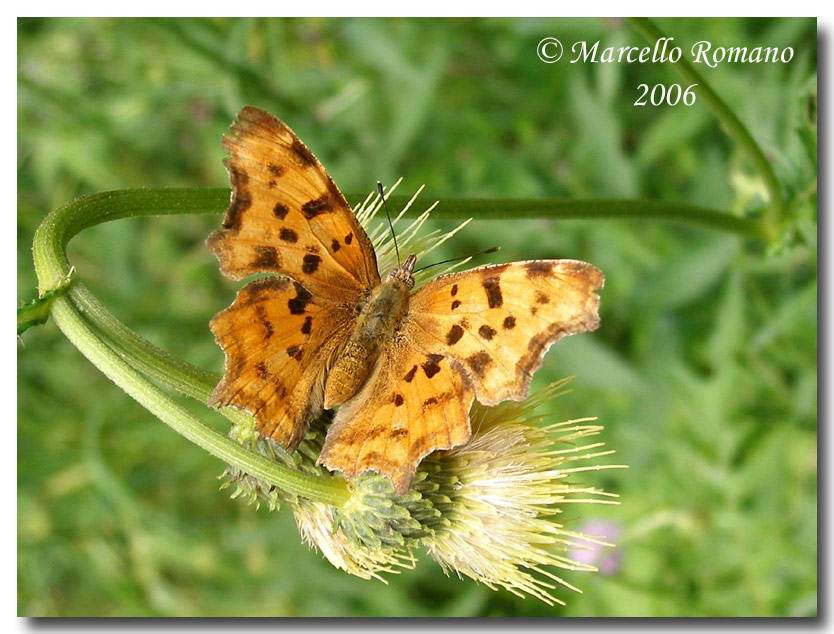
18,17 -> 816,616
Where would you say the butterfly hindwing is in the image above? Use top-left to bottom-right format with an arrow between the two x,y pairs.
207,107 -> 380,301
208,276 -> 355,451
317,339 -> 475,493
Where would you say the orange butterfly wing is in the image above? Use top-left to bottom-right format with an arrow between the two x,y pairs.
207,106 -> 379,297
408,259 -> 604,405
207,108 -> 379,450
318,259 -> 604,492
317,340 -> 475,493
209,277 -> 355,451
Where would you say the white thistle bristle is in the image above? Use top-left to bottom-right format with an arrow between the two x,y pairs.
352,180 -> 474,288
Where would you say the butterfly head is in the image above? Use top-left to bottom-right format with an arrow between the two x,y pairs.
386,253 -> 417,289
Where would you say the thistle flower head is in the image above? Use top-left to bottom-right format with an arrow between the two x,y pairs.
224,377 -> 624,604
292,496 -> 417,581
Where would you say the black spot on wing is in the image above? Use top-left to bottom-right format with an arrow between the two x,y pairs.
466,351 -> 492,378
268,164 -> 285,178
525,261 -> 555,278
331,239 -> 341,252
394,393 -> 404,407
535,290 -> 550,304
478,325 -> 497,340
451,300 -> 461,311
450,284 -> 458,297
279,227 -> 298,243
301,315 -> 313,335
446,324 -> 464,345
344,232 -> 353,245
302,195 -> 333,219
422,354 -> 444,379
302,254 -> 322,274
286,345 -> 303,361
483,277 -> 503,308
288,282 -> 313,315
273,203 -> 289,220
403,365 -> 418,382
503,315 -> 516,330
251,246 -> 279,269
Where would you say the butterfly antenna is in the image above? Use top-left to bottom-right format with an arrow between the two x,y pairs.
414,246 -> 501,274
377,181 -> 401,268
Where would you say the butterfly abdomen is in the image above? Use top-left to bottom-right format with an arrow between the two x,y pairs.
323,277 -> 411,408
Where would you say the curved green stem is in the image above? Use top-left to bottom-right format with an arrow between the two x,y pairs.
33,188 -> 229,293
18,270 -> 73,334
627,17 -> 785,239
69,280 -> 219,403
32,188 -> 349,507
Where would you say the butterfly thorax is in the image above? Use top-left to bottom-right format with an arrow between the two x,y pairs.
323,255 -> 417,409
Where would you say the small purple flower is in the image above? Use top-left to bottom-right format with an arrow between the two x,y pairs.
572,520 -> 622,574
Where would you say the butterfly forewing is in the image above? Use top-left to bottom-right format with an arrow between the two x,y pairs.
406,259 -> 604,406
207,106 -> 380,300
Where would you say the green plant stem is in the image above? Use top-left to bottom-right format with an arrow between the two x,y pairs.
70,280 -> 218,402
32,188 -> 229,403
393,196 -> 769,238
18,273 -> 73,334
33,188 -> 229,293
627,17 -> 785,239
66,280 -> 255,430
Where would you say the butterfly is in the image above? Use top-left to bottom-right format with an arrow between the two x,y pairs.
207,107 -> 604,494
